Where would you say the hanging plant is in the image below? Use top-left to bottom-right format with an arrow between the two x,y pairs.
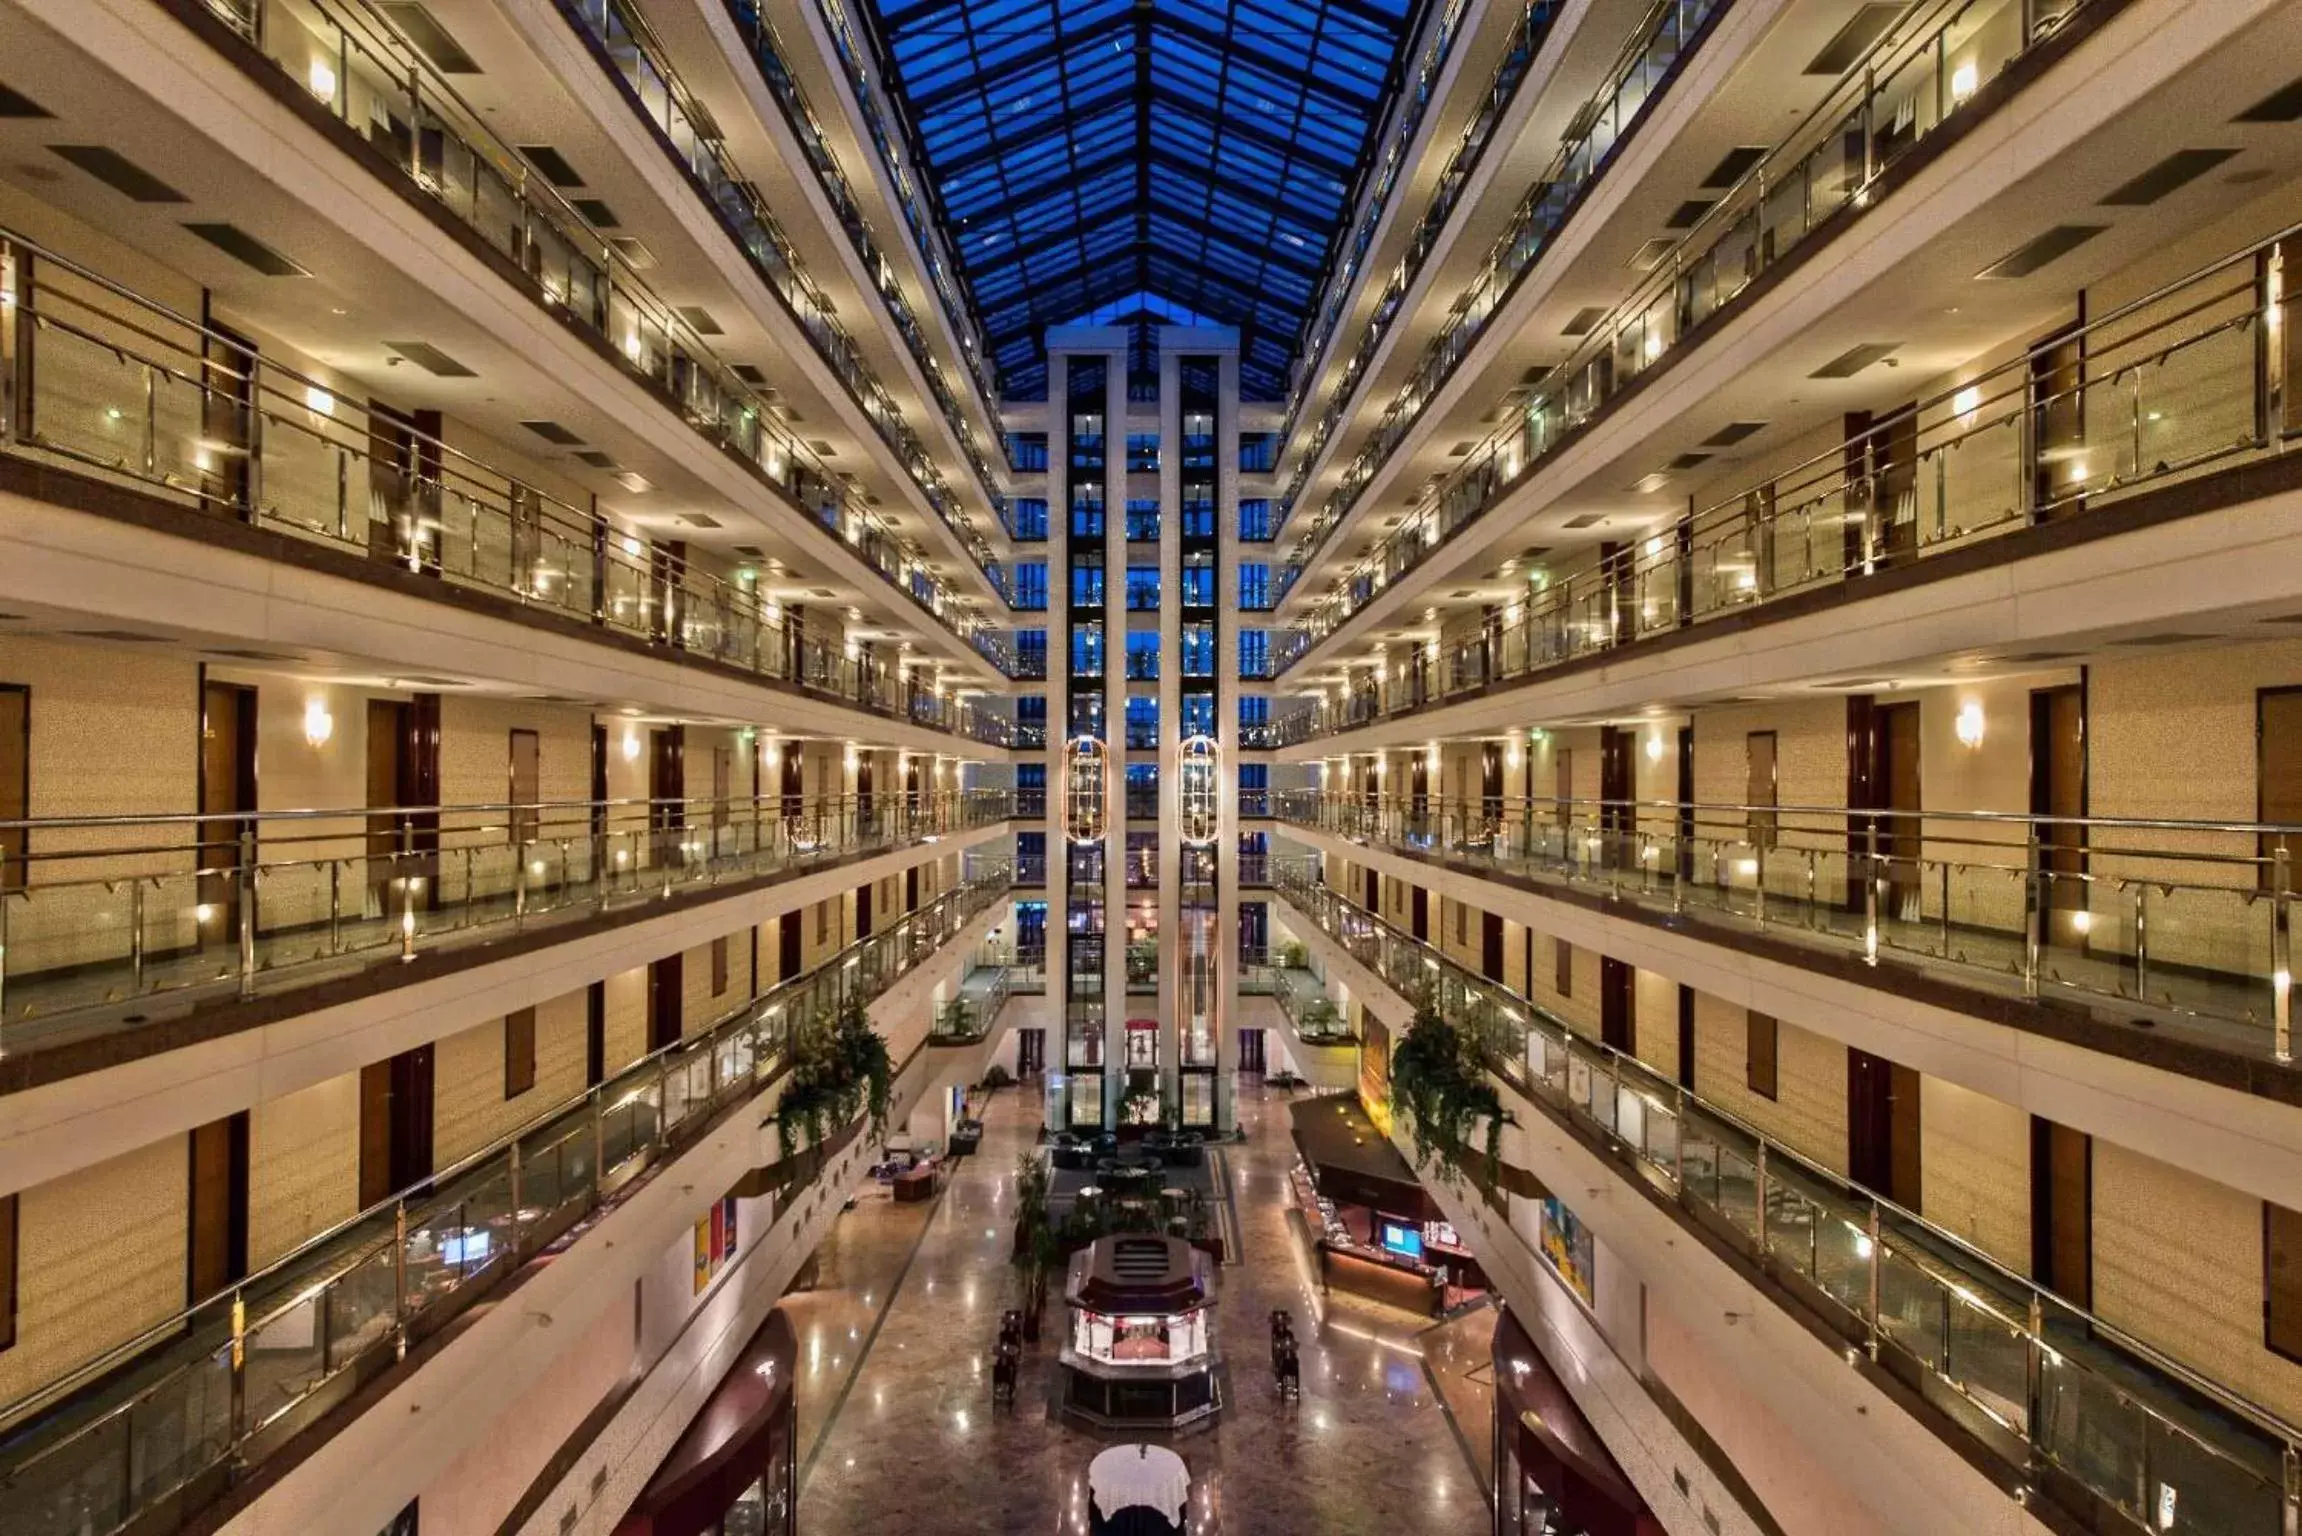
1388,1005 -> 1510,1185
774,991 -> 892,1159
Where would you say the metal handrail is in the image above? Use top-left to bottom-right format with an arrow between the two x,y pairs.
0,863 -> 1010,1490
1272,200 -> 2295,694
1272,0 -> 1729,585
1279,788 -> 2300,1056
0,222 -> 1016,695
563,0 -> 1014,547
185,0 -> 1012,654
1271,865 -> 2302,1508
1275,0 -> 2112,639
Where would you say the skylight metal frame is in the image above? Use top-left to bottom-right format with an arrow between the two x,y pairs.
859,0 -> 1421,398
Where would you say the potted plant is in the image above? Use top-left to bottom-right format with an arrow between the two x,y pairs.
1011,1151 -> 1056,1340
1278,940 -> 1310,971
1388,1004 -> 1510,1185
1300,997 -> 1343,1040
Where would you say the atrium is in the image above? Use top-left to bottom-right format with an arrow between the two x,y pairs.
0,0 -> 2299,1531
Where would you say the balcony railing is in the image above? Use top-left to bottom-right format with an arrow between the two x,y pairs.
0,862 -> 1010,1536
1276,0 -> 2103,641
0,790 -> 1011,1048
1272,862 -> 2302,1536
804,0 -> 1007,423
1269,958 -> 1353,1044
1273,0 -> 1726,593
930,959 -> 1012,1045
1272,215 -> 2302,694
1277,791 -> 2299,1063
1276,0 -> 1563,496
187,0 -> 1009,659
0,227 -> 1018,706
570,0 -> 1015,546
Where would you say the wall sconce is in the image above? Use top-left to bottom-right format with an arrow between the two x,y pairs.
622,728 -> 642,762
307,57 -> 337,101
304,384 -> 335,417
1950,59 -> 1979,101
302,697 -> 334,748
1645,733 -> 1665,763
844,743 -> 860,772
1955,701 -> 1986,750
619,534 -> 643,558
1505,742 -> 1522,771
1952,385 -> 1981,421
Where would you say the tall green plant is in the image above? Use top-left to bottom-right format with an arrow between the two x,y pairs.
1388,1005 -> 1509,1185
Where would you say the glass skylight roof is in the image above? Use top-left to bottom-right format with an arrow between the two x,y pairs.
859,0 -> 1420,399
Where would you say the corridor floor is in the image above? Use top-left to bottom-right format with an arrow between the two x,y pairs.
793,1081 -> 1491,1534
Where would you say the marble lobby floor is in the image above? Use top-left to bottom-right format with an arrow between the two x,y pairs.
794,1082 -> 1491,1535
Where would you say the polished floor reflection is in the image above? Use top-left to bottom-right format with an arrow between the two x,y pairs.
793,1081 -> 1490,1534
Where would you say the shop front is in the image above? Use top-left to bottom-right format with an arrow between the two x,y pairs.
1489,1306 -> 1662,1536
1059,1235 -> 1223,1430
612,1309 -> 797,1536
1287,1095 -> 1486,1317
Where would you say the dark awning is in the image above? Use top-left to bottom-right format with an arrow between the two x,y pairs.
613,1308 -> 797,1536
1492,1306 -> 1662,1536
1288,1095 -> 1434,1221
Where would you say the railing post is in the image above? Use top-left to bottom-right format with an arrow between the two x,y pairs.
1754,842 -> 1768,930
130,877 -> 146,994
507,1136 -> 524,1244
2134,881 -> 2150,1004
2028,1291 -> 2048,1464
1864,854 -> 1880,966
228,1288 -> 248,1445
2280,1441 -> 2298,1536
1864,1204 -> 1883,1361
2266,243 -> 2288,445
2276,846 -> 2293,1064
1673,1086 -> 1687,1190
2022,830 -> 2043,999
0,237 -> 20,446
400,817 -> 419,960
391,1199 -> 410,1361
513,838 -> 529,927
236,825 -> 257,998
1754,1140 -> 1769,1256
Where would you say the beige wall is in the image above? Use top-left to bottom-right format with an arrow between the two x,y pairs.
1690,991 -> 1848,1177
2094,1141 -> 2302,1425
603,965 -> 649,1075
250,1073 -> 362,1268
0,1138 -> 187,1405
1916,1077 -> 2029,1273
433,990 -> 589,1167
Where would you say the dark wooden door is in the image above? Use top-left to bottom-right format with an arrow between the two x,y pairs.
1018,1028 -> 1046,1075
199,681 -> 258,945
1848,1047 -> 1921,1206
647,953 -> 683,1050
1481,911 -> 1505,982
1409,885 -> 1428,943
586,980 -> 606,1086
1600,956 -> 1635,1053
1480,742 -> 1503,833
857,881 -> 874,940
366,404 -> 442,570
906,864 -> 920,913
2031,323 -> 2085,521
187,1112 -> 249,1301
2259,689 -> 2302,892
650,725 -> 685,868
1238,1029 -> 1266,1075
1600,727 -> 1633,868
2031,1116 -> 2092,1307
200,320 -> 257,515
2032,684 -> 2088,944
0,684 -> 23,893
359,1046 -> 435,1206
1676,725 -> 1696,882
778,909 -> 803,980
